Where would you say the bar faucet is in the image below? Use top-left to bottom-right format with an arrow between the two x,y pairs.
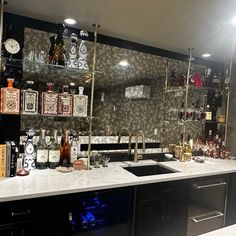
134,130 -> 145,163
118,127 -> 131,155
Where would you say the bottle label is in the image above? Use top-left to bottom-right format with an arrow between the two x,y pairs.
49,150 -> 60,162
73,96 -> 87,117
70,146 -> 78,163
42,92 -> 58,115
205,111 -> 212,120
36,150 -> 48,162
1,88 -> 20,114
23,91 -> 38,114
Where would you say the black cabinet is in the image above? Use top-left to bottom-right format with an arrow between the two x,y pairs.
226,173 -> 236,226
134,181 -> 188,236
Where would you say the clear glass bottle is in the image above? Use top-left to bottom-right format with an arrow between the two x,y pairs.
1,78 -> 20,114
21,81 -> 38,115
73,86 -> 88,117
23,129 -> 36,171
41,83 -> 58,115
60,130 -> 71,167
70,131 -> 80,164
48,130 -> 60,169
36,129 -> 48,169
58,85 -> 73,116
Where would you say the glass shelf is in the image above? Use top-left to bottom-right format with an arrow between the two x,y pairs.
2,57 -> 101,79
165,85 -> 225,93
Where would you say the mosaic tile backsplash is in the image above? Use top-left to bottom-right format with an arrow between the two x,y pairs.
22,28 -> 208,146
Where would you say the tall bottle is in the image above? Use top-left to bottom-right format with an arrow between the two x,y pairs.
60,130 -> 71,167
23,129 -> 36,171
41,83 -> 58,115
36,129 -> 48,169
70,131 -> 80,164
0,78 -> 20,114
48,130 -> 60,169
21,81 -> 38,115
73,87 -> 88,117
178,102 -> 185,120
205,105 -> 212,121
58,85 -> 73,116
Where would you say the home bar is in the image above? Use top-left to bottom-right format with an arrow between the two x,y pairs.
1,1 -> 236,236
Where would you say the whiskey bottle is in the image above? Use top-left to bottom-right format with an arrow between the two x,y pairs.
70,131 -> 79,164
48,130 -> 60,169
21,81 -> 38,115
58,85 -> 73,116
73,87 -> 88,117
60,130 -> 71,167
41,83 -> 58,115
205,105 -> 212,121
1,78 -> 20,114
36,129 -> 48,169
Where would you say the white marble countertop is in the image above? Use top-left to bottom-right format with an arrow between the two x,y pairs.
200,224 -> 236,236
1,158 -> 236,202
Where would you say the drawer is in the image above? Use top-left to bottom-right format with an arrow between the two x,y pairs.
187,210 -> 224,236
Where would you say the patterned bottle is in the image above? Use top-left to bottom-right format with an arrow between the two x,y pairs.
21,81 -> 38,115
73,87 -> 88,117
23,129 -> 36,171
58,85 -> 73,116
41,83 -> 58,115
1,78 -> 20,114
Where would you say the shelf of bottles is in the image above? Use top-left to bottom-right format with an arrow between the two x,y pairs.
0,78 -> 90,120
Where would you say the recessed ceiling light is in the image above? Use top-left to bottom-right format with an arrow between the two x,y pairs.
119,60 -> 129,67
64,18 -> 77,25
202,53 -> 211,58
230,16 -> 236,25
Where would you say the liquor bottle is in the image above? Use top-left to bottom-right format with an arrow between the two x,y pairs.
195,100 -> 202,121
60,130 -> 71,167
73,87 -> 88,117
48,130 -> 60,169
205,105 -> 212,121
178,102 -> 185,120
36,129 -> 48,169
58,85 -> 73,116
23,129 -> 36,171
41,83 -> 58,115
0,78 -> 20,114
70,131 -> 79,164
21,81 -> 38,115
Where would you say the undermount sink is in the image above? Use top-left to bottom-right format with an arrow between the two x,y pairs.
123,164 -> 178,177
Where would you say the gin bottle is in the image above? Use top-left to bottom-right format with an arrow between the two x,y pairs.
21,81 -> 38,115
58,85 -> 73,116
36,129 -> 48,169
70,131 -> 80,163
23,129 -> 36,171
73,87 -> 88,117
41,83 -> 58,115
1,78 -> 20,114
48,130 -> 60,169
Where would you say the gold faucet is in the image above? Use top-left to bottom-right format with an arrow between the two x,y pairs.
134,130 -> 145,163
118,127 -> 131,155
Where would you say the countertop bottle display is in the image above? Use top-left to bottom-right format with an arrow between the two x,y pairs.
0,78 -> 20,114
36,129 -> 48,169
58,85 -> 73,116
41,83 -> 58,115
73,86 -> 88,117
23,129 -> 36,171
21,80 -> 38,115
60,130 -> 71,167
48,130 -> 60,169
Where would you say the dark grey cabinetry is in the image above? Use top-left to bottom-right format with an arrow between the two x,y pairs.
187,176 -> 228,236
134,181 -> 188,236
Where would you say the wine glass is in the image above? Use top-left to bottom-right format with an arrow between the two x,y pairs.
101,157 -> 111,167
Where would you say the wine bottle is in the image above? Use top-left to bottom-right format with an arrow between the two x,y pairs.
70,131 -> 79,164
36,129 -> 48,169
60,130 -> 71,167
48,130 -> 60,169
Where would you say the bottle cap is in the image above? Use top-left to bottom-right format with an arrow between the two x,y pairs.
78,86 -> 84,95
7,78 -> 14,87
46,83 -> 54,91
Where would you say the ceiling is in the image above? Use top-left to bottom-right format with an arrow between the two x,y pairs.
5,0 -> 236,62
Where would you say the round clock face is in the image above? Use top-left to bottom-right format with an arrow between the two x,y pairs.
4,38 -> 20,54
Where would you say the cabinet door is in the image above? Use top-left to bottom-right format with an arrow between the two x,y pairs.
135,197 -> 187,236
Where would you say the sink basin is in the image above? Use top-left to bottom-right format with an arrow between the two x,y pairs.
123,164 -> 177,177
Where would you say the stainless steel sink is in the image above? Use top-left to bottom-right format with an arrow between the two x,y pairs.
122,164 -> 178,177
